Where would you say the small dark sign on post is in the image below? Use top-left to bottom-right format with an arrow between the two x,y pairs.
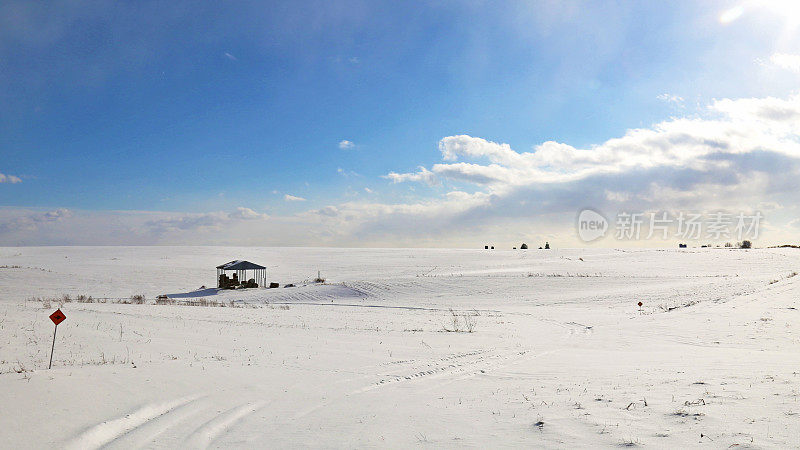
637,301 -> 643,311
50,309 -> 66,326
49,309 -> 66,369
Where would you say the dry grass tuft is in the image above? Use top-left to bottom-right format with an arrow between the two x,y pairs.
443,309 -> 477,333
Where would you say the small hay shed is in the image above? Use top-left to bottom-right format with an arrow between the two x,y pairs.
216,260 -> 267,288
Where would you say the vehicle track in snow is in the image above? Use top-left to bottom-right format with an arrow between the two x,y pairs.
65,394 -> 204,450
67,394 -> 269,449
290,347 -> 546,422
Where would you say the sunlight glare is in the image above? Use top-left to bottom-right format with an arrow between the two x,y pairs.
719,5 -> 744,24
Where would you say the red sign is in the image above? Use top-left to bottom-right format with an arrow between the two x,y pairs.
49,309 -> 66,326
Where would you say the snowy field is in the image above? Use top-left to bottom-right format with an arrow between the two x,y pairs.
1,246 -> 799,448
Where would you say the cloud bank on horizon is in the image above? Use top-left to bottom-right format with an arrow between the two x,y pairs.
3,92 -> 800,247
1,1 -> 800,247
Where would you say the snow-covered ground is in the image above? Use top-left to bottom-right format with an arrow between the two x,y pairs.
1,246 -> 798,448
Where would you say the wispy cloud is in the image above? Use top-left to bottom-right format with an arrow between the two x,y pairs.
770,53 -> 800,72
337,167 -> 360,177
338,140 -> 355,150
383,167 -> 440,186
331,56 -> 360,65
224,52 -> 238,61
0,173 -> 22,184
657,93 -> 684,106
284,194 -> 306,202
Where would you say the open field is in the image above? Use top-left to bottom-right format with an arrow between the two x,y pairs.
1,246 -> 799,448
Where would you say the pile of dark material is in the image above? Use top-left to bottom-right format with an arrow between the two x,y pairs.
218,273 -> 259,289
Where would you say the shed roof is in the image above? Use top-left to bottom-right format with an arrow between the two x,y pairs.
216,260 -> 266,270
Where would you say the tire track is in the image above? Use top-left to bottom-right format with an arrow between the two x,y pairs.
184,401 -> 268,448
361,349 -> 532,392
65,394 -> 203,450
292,348 -> 544,422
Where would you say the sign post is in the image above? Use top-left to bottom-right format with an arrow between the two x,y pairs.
48,309 -> 66,369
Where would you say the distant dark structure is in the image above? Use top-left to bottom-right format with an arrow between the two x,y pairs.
216,260 -> 267,289
485,245 -> 489,249
520,243 -> 528,249
740,240 -> 752,249
678,243 -> 687,248
544,242 -> 550,249
491,246 -> 494,249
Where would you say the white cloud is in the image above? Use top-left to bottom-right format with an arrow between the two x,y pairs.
73,208 -> 313,246
316,206 -> 339,217
337,167 -> 360,177
300,190 -> 492,244
0,173 -> 22,183
383,167 -> 440,186
338,140 -> 355,150
438,135 -> 521,165
410,95 -> 800,197
0,208 -> 71,233
284,194 -> 306,202
770,53 -> 800,72
228,207 -> 265,220
360,93 -> 800,244
5,94 -> 800,247
224,52 -> 238,61
145,212 -> 229,233
144,207 -> 268,234
432,162 -> 512,185
657,93 -> 684,106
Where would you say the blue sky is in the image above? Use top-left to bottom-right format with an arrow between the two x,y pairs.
2,1 -> 800,246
